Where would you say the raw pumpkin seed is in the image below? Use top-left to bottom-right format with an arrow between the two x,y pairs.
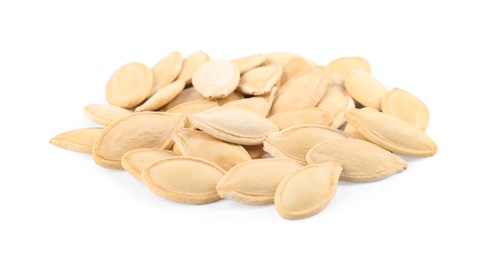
150,51 -> 183,96
50,127 -> 104,154
82,104 -> 133,126
177,51 -> 210,84
268,107 -> 333,130
327,56 -> 371,87
381,88 -> 430,131
344,70 -> 387,110
192,60 -> 240,99
106,62 -> 153,108
232,53 -> 266,74
237,65 -> 282,95
135,80 -> 186,112
317,85 -> 355,129
121,149 -> 176,180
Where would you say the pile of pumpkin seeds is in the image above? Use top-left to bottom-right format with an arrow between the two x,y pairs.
50,51 -> 437,220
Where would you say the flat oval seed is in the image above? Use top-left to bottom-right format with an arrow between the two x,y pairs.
280,57 -> 315,85
173,128 -> 251,171
268,108 -> 333,130
177,51 -> 210,84
83,104 -> 133,126
381,88 -> 430,131
263,124 -> 348,162
142,157 -> 226,204
50,127 -> 104,154
150,51 -> 183,96
216,158 -> 306,205
275,163 -> 342,220
265,52 -> 317,67
242,144 -> 266,159
121,149 -> 176,180
192,60 -> 240,99
164,99 -> 218,128
219,97 -> 270,117
135,80 -> 186,112
317,85 -> 355,128
92,112 -> 185,169
162,87 -> 206,110
307,138 -> 408,182
345,70 -> 388,110
327,56 -> 371,87
217,91 -> 244,105
189,108 -> 279,145
232,53 -> 266,74
344,108 -> 438,157
106,62 -> 153,108
237,65 -> 282,95
343,123 -> 368,141
270,66 -> 330,115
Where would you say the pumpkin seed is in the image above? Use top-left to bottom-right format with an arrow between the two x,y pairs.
265,52 -> 317,67
192,60 -> 240,99
268,107 -> 333,130
177,51 -> 210,84
381,88 -> 429,131
150,51 -> 183,96
50,127 -> 104,154
219,97 -> 270,117
274,163 -> 342,220
344,70 -> 387,110
237,65 -> 282,95
307,138 -> 408,182
232,53 -> 266,74
161,87 -> 206,111
217,91 -> 244,105
141,156 -> 226,204
83,104 -> 133,126
241,144 -> 266,159
121,149 -> 176,180
317,85 -> 355,128
135,80 -> 186,112
106,62 -> 153,108
216,158 -> 306,205
280,57 -> 314,85
327,56 -> 371,87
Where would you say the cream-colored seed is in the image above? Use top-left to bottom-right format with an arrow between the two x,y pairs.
317,85 -> 355,128
265,52 -> 317,67
192,60 -> 240,99
50,127 -> 104,154
344,108 -> 438,157
177,51 -> 210,84
327,56 -> 371,87
241,144 -> 266,159
280,57 -> 315,85
217,91 -> 244,105
92,112 -> 185,169
274,163 -> 342,220
150,51 -> 183,96
344,70 -> 387,110
121,149 -> 176,180
218,97 -> 270,117
268,107 -> 334,130
216,158 -> 306,205
164,99 -> 218,128
232,53 -> 266,74
141,157 -> 226,204
105,62 -> 153,108
135,80 -> 186,112
381,88 -> 430,131
173,128 -> 251,171
237,65 -> 282,95
83,104 -> 133,126
307,138 -> 408,182
162,87 -> 206,111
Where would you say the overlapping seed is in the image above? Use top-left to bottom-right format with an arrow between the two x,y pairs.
50,51 -> 438,220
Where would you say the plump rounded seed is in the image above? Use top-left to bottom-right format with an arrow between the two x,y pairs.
50,127 -> 104,154
265,52 -> 317,67
268,107 -> 334,130
344,70 -> 388,110
92,112 -> 185,169
344,108 -> 438,157
327,56 -> 371,87
135,80 -> 186,112
173,128 -> 251,171
177,51 -> 210,84
270,66 -> 330,115
237,65 -> 282,95
317,85 -> 355,128
105,62 -> 153,108
263,124 -> 348,162
307,138 -> 408,182
381,88 -> 430,131
241,144 -> 266,159
275,163 -> 342,220
232,53 -> 266,74
121,149 -> 176,180
192,60 -> 240,99
150,51 -> 183,96
280,57 -> 315,85
83,104 -> 133,126
141,156 -> 226,204
189,108 -> 279,145
162,87 -> 206,111
216,158 -> 306,205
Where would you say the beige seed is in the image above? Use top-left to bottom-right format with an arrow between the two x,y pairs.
307,138 -> 408,182
217,91 -> 244,105
268,107 -> 333,130
216,158 -> 306,205
83,104 -> 133,126
241,144 -> 266,159
232,53 -> 266,74
141,156 -> 226,204
219,97 -> 270,117
150,51 -> 183,96
317,85 -> 355,129
164,99 -> 218,128
92,112 -> 185,169
106,62 -> 153,108
265,52 -> 317,67
237,65 -> 282,95
161,87 -> 206,111
263,124 -> 348,162
173,128 -> 251,171
270,66 -> 330,115
188,108 -> 279,145
343,107 -> 378,140
344,70 -> 387,110
50,127 -> 104,154
381,88 -> 430,131
327,56 -> 371,87
135,80 -> 186,112
192,60 -> 240,99
274,163 -> 342,220
280,57 -> 315,85
344,108 -> 438,157
260,86 -> 278,116
121,149 -> 176,180
176,51 -> 210,84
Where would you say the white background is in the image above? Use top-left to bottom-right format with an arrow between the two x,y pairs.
1,0 -> 492,259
